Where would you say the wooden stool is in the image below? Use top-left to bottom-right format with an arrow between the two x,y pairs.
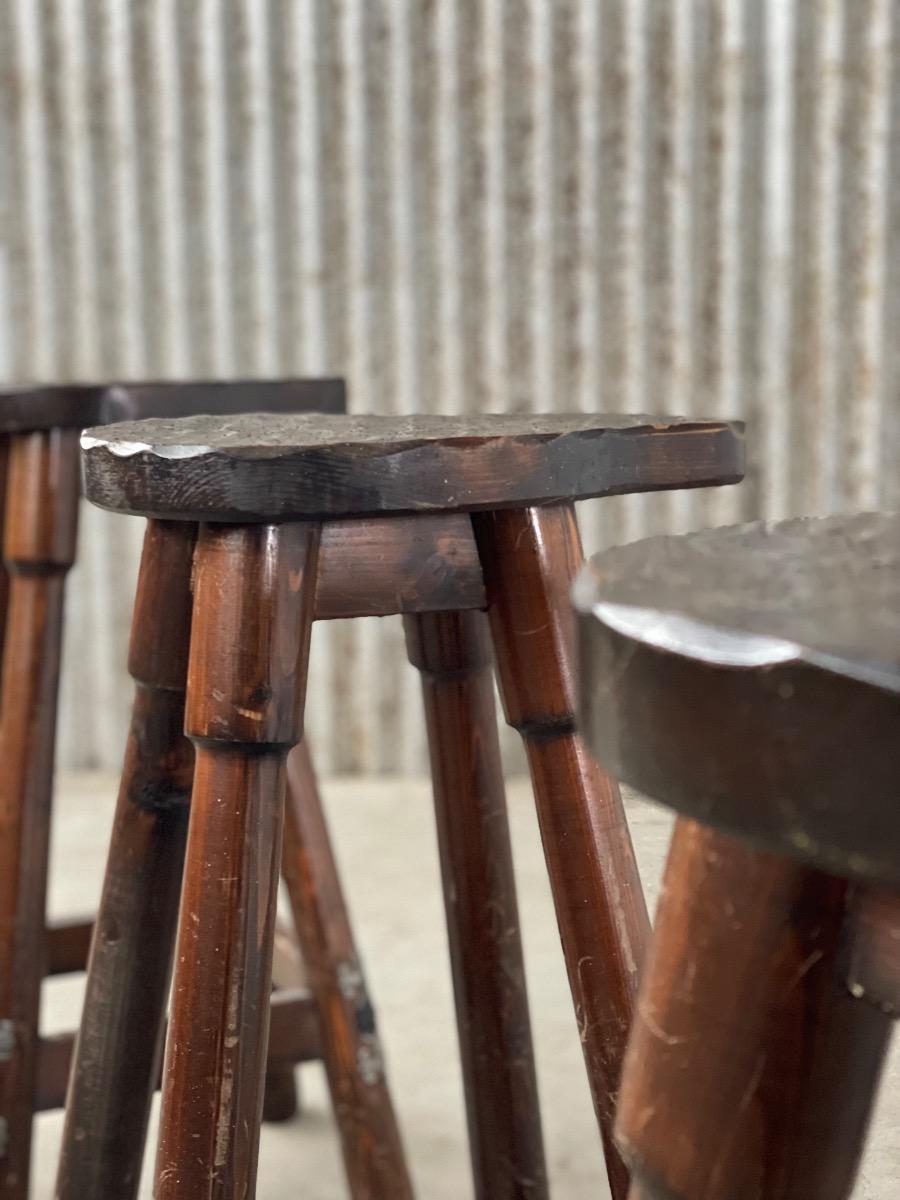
575,511 -> 900,1200
0,380 -> 353,1200
71,411 -> 743,1199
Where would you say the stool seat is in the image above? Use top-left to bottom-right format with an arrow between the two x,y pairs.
575,510 -> 900,884
0,377 -> 344,433
67,406 -> 748,1200
81,410 -> 744,521
576,511 -> 899,1200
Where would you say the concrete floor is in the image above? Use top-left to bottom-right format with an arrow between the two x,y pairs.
32,772 -> 900,1197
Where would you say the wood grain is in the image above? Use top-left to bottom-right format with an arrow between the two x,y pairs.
406,610 -> 547,1200
0,378 -> 343,1183
154,521 -> 319,1200
473,504 -> 649,1200
43,916 -> 303,1126
81,411 -> 744,521
282,740 -> 414,1199
315,514 -> 484,619
0,430 -> 79,1200
35,991 -> 323,1113
56,521 -> 196,1200
617,819 -> 891,1200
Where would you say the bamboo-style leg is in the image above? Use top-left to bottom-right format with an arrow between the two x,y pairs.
472,504 -> 649,1200
617,820 -> 891,1199
282,738 -> 414,1198
154,522 -> 319,1200
0,430 -> 79,1199
405,610 -> 547,1200
56,520 -> 196,1199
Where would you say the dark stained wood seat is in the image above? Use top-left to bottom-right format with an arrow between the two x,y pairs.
0,377 -> 344,432
69,407 -> 745,1200
80,411 -> 744,521
574,511 -> 900,1200
575,510 -> 900,884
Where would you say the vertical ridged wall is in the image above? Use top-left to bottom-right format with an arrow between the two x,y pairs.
0,0 -> 897,771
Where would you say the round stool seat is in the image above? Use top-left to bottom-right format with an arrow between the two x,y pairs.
575,510 -> 900,884
81,410 -> 743,521
0,378 -> 344,434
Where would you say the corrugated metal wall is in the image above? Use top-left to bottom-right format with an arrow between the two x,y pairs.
0,0 -> 897,772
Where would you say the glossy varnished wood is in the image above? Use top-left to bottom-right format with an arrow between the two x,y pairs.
81,411 -> 744,521
616,820 -> 891,1200
56,521 -> 196,1200
315,515 -> 484,619
0,377 -> 343,1153
75,409 -> 746,1197
472,504 -> 649,1200
155,522 -> 319,1200
0,377 -> 345,433
36,990 -> 322,1113
575,514 -> 900,1199
405,611 -> 547,1200
574,512 -> 900,883
281,740 -> 413,1199
0,430 -> 79,1199
52,520 -> 415,1190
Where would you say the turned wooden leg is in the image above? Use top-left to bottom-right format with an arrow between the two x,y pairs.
281,738 -> 414,1199
56,520 -> 196,1199
472,504 -> 649,1200
154,522 -> 319,1200
0,430 -> 79,1199
405,610 -> 547,1200
618,820 -> 892,1199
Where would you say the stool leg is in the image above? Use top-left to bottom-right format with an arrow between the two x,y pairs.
154,522 -> 319,1200
617,819 -> 892,1200
0,430 -> 79,1200
56,520 -> 196,1199
472,504 -> 649,1200
281,738 -> 414,1199
260,1051 -> 301,1123
405,610 -> 547,1200
262,922 -> 307,1122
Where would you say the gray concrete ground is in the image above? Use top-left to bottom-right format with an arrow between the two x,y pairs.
33,773 -> 900,1197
